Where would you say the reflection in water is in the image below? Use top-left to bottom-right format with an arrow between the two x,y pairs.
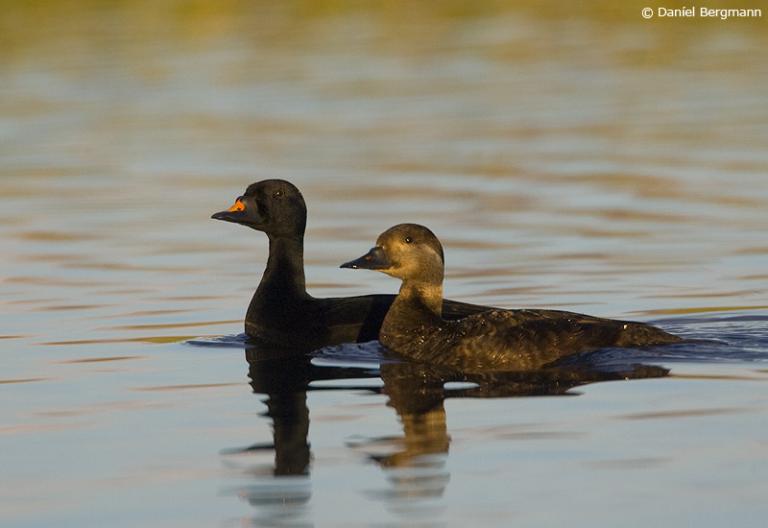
221,342 -> 378,526
223,337 -> 669,523
357,361 -> 669,513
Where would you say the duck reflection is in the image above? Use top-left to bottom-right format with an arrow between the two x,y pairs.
221,341 -> 379,525
357,360 -> 670,509
222,339 -> 668,524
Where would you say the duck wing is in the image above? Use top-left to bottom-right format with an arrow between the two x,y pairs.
441,298 -> 494,319
417,309 -> 678,371
492,308 -> 680,347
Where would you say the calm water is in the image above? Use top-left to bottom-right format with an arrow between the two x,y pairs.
2,2 -> 767,526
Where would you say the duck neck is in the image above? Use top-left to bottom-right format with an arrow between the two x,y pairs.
398,280 -> 444,318
256,235 -> 308,301
383,280 -> 444,334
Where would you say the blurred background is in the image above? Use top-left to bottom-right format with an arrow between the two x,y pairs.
1,2 -> 767,526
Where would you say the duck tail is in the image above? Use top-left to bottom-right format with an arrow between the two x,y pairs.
616,321 -> 682,347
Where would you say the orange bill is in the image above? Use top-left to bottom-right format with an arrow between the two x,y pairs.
227,199 -> 246,212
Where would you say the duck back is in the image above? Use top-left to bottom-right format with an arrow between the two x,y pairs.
382,308 -> 680,371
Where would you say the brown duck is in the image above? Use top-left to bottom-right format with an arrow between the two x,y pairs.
341,223 -> 681,371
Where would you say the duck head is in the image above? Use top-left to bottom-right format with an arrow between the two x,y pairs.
212,179 -> 307,238
341,224 -> 445,286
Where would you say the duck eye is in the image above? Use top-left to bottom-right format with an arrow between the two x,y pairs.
404,236 -> 413,244
272,190 -> 283,198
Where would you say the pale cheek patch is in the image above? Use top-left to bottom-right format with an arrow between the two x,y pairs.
381,268 -> 399,278
397,244 -> 444,278
423,245 -> 443,265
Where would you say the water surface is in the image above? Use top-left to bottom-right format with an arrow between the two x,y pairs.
1,2 -> 767,527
